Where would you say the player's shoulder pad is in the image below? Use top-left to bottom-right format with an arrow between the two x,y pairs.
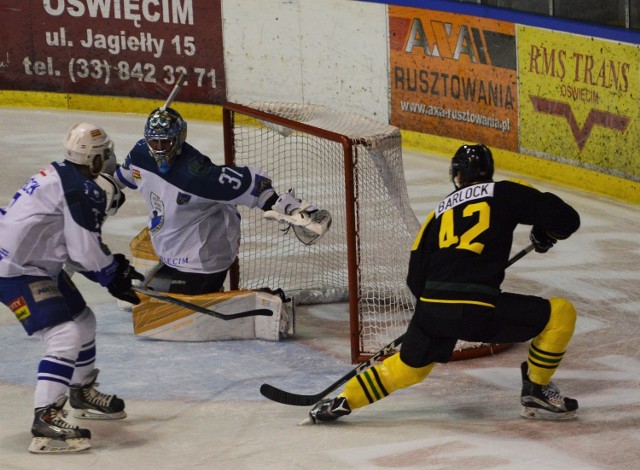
53,162 -> 106,232
123,140 -> 154,170
503,178 -> 535,189
412,210 -> 435,251
184,145 -> 215,177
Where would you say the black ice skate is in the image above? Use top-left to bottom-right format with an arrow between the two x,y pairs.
307,396 -> 352,424
520,362 -> 578,420
29,395 -> 91,454
69,368 -> 126,420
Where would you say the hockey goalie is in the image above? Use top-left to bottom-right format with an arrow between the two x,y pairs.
111,105 -> 331,342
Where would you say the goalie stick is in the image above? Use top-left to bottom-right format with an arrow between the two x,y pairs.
140,261 -> 164,289
133,286 -> 273,320
159,72 -> 187,111
259,244 -> 535,406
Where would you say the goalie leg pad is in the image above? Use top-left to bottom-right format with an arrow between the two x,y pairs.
254,291 -> 294,339
132,290 -> 294,341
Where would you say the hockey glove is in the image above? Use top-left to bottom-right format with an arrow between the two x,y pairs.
529,226 -> 557,253
263,191 -> 332,245
107,254 -> 145,304
96,173 -> 126,216
270,190 -> 318,215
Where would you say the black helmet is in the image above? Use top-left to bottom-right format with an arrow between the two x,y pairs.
450,144 -> 494,189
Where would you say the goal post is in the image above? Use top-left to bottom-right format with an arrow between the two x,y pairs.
222,101 -> 510,363
223,101 -> 362,306
223,101 -> 418,362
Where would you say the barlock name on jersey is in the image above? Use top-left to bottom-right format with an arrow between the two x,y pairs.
435,182 -> 494,218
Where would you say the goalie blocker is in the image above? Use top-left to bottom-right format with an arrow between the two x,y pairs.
263,191 -> 332,245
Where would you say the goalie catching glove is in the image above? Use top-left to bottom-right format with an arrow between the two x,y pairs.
264,191 -> 332,245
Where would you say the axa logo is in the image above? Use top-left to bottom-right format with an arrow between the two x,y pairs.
390,16 -> 516,70
530,96 -> 630,150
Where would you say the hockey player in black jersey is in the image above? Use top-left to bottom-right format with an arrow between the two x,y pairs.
309,143 -> 581,423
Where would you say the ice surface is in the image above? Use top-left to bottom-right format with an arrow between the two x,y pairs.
0,107 -> 638,469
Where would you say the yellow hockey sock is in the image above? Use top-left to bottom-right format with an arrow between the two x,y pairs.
341,353 -> 434,409
528,297 -> 576,385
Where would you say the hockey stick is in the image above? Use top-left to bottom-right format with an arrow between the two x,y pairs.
259,244 -> 535,406
133,287 -> 273,320
506,243 -> 535,268
260,334 -> 403,407
140,261 -> 164,289
159,72 -> 187,111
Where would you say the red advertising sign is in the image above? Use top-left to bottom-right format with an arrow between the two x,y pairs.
0,0 -> 225,104
389,7 -> 518,151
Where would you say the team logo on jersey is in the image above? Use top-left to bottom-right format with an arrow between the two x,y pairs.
84,181 -> 104,204
159,255 -> 190,267
21,177 -> 41,195
188,156 -> 211,176
132,168 -> 141,180
8,296 -> 30,321
176,192 -> 191,205
29,280 -> 61,302
149,192 -> 165,233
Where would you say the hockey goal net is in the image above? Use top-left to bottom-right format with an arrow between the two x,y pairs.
223,101 -> 509,363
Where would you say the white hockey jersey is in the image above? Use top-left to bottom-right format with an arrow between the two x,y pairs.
0,162 -> 116,284
116,141 -> 274,274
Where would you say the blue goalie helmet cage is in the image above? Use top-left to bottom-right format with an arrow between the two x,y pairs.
144,107 -> 187,173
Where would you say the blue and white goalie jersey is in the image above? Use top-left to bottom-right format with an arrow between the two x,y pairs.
0,162 -> 116,285
116,140 -> 274,274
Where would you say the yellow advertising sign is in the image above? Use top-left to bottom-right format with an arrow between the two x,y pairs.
389,7 -> 518,151
518,26 -> 639,180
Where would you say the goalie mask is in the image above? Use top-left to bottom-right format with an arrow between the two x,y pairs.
450,144 -> 494,189
64,123 -> 115,178
144,107 -> 187,174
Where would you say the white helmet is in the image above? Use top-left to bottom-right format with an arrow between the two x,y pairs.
64,123 -> 114,176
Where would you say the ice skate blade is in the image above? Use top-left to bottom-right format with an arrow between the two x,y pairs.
521,406 -> 577,420
29,436 -> 91,454
72,409 -> 127,420
298,416 -> 312,426
116,300 -> 133,312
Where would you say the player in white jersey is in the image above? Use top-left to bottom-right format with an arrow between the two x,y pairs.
0,123 -> 144,453
116,107 -> 330,295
